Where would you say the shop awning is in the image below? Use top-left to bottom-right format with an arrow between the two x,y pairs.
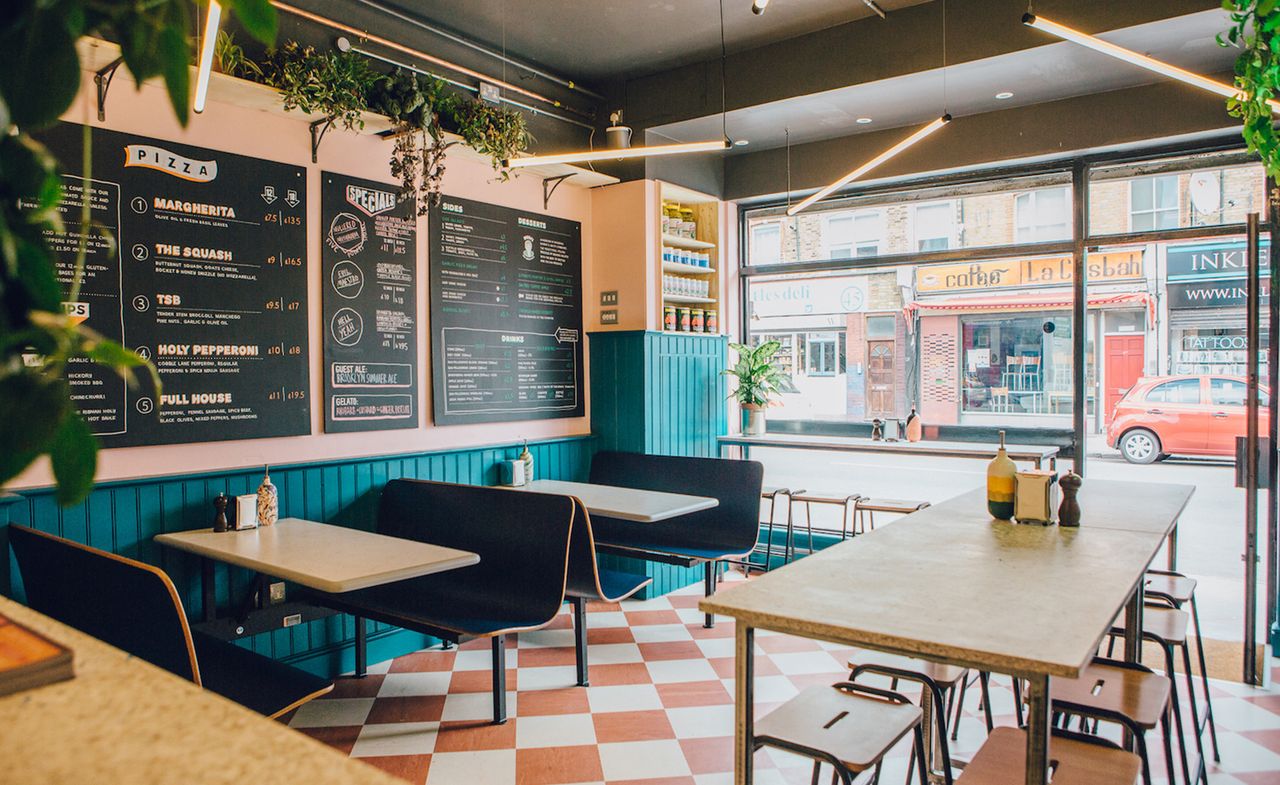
904,291 -> 1155,326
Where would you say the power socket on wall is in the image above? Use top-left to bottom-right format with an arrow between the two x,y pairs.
269,582 -> 286,604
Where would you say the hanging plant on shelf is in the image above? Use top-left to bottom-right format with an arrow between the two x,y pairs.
453,99 -> 533,181
261,40 -> 382,133
214,30 -> 262,80
367,68 -> 459,214
1221,1 -> 1280,185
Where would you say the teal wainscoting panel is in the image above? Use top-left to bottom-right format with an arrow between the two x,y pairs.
3,436 -> 594,678
588,331 -> 729,597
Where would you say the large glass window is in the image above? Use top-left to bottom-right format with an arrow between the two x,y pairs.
1015,187 -> 1070,243
1130,175 -> 1180,232
961,314 -> 1073,415
822,210 -> 884,259
751,222 -> 783,265
1088,151 -> 1265,236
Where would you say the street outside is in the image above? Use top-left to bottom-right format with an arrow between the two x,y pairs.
751,434 -> 1269,645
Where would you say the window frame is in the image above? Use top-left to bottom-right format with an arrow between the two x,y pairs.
1128,174 -> 1181,233
909,200 -> 956,253
1015,186 -> 1071,244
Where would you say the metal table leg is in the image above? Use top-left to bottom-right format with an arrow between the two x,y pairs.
201,557 -> 216,623
1024,674 -> 1051,785
735,624 -> 755,785
1166,522 -> 1178,571
1124,582 -> 1144,664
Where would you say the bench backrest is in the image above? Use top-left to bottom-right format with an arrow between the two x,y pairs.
377,479 -> 576,614
8,525 -> 201,684
565,497 -> 651,602
588,451 -> 765,555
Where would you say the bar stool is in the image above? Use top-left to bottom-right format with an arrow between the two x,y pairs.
755,487 -> 803,572
1106,603 -> 1207,785
791,491 -> 863,542
1050,657 -> 1179,785
847,651 -> 995,742
853,498 -> 930,533
753,681 -> 941,785
1144,569 -> 1220,764
956,727 -> 1142,785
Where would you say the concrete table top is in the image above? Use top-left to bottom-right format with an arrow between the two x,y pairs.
155,518 -> 479,593
0,595 -> 402,785
718,433 -> 1059,468
505,479 -> 718,522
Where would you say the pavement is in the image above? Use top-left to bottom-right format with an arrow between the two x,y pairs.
748,433 -> 1272,645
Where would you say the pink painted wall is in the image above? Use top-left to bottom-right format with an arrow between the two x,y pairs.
10,67 -> 595,489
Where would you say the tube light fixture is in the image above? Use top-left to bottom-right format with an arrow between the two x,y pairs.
194,0 -> 222,113
505,139 -> 730,169
1023,13 -> 1280,114
787,114 -> 951,216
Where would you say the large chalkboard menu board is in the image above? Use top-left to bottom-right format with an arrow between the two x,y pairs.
321,172 -> 418,432
429,196 -> 583,425
32,123 -> 311,447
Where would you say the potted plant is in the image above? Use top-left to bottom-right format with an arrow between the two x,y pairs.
723,341 -> 795,435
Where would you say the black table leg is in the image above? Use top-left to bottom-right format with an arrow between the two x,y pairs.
704,560 -> 717,628
492,635 -> 508,724
354,616 -> 367,677
201,557 -> 216,623
572,597 -> 589,686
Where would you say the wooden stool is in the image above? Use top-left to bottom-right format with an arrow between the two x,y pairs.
754,681 -> 934,785
1107,603 -> 1206,785
1051,658 -> 1178,785
854,498 -> 930,533
956,726 -> 1142,785
847,651 -> 994,744
789,491 -> 863,560
755,487 -> 803,572
1144,569 -> 1219,765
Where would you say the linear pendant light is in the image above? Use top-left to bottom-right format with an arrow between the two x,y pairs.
786,114 -> 951,215
194,0 -> 222,113
1023,13 -> 1280,114
505,139 -> 730,169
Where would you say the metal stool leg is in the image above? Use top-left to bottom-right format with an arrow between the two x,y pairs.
1178,640 -> 1209,784
1161,642 -> 1195,785
977,671 -> 995,733
1160,706 -> 1177,785
1188,594 -> 1220,762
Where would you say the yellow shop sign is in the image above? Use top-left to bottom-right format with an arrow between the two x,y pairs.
916,251 -> 1143,293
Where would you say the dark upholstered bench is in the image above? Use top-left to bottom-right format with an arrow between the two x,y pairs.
587,451 -> 765,627
8,525 -> 332,719
565,496 -> 651,686
313,479 -> 577,723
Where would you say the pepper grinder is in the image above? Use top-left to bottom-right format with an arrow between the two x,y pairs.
213,493 -> 229,533
1058,472 -> 1082,527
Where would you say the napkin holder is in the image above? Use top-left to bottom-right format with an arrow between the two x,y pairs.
1014,470 -> 1059,525
499,459 -> 527,486
233,494 -> 259,530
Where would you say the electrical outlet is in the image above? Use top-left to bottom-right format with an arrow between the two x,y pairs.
269,581 -> 286,604
600,290 -> 619,306
600,309 -> 618,324
283,613 -> 302,628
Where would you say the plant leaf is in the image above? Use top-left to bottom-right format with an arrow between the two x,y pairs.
228,0 -> 278,45
49,409 -> 97,506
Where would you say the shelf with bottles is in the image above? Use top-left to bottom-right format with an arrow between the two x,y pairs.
662,273 -> 712,300
662,302 -> 721,334
661,245 -> 715,275
661,233 -> 717,251
663,260 -> 717,275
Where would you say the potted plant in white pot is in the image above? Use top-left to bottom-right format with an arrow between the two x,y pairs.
723,341 -> 795,435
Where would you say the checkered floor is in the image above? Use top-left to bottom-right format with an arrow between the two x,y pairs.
283,573 -> 1280,785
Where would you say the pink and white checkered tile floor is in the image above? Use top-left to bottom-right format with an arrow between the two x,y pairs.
283,574 -> 1280,785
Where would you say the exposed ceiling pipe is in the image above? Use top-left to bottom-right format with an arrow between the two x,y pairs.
349,0 -> 605,101
339,39 -> 597,131
271,1 -> 595,120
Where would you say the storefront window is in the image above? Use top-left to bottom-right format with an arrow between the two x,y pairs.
960,315 -> 1072,416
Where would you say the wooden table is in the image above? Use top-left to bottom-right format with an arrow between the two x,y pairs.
0,595 -> 403,785
700,479 -> 1193,785
505,479 -> 718,522
718,433 -> 1060,469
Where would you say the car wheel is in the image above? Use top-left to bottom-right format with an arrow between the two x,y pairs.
1120,429 -> 1161,464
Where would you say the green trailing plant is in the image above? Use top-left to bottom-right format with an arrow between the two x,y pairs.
215,30 -> 262,80
722,341 -> 796,407
367,68 -> 460,214
261,40 -> 381,132
1221,1 -> 1280,183
0,0 -> 277,504
453,99 -> 532,180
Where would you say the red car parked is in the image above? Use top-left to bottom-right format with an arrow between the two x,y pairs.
1106,375 -> 1270,464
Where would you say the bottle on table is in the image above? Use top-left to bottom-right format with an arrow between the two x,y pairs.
987,430 -> 1016,520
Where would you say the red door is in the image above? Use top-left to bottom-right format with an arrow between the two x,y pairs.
1104,334 -> 1145,423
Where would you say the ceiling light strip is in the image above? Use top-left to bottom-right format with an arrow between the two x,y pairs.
194,0 -> 222,113
505,139 -> 730,169
786,114 -> 951,216
1023,13 -> 1280,114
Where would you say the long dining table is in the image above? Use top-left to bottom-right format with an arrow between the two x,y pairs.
700,478 -> 1194,785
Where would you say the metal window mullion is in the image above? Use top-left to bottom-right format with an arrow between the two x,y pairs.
1073,163 -> 1088,478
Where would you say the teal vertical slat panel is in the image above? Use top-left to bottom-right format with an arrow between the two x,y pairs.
112,488 -> 141,560
321,465 -> 342,521
85,488 -> 114,552
60,497 -> 86,544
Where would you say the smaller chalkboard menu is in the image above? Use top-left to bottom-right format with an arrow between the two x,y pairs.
321,172 -> 418,432
429,196 -> 584,425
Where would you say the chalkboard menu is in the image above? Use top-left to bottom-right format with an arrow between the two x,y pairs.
32,123 -> 311,447
429,196 -> 584,425
321,172 -> 418,431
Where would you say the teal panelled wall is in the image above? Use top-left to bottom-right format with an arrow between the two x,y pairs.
589,331 -> 729,595
0,436 -> 594,678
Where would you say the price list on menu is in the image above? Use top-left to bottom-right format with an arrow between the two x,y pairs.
321,172 -> 418,432
29,123 -> 311,447
429,196 -> 584,425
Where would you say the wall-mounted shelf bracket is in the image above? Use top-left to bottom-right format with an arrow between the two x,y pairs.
94,57 -> 125,122
309,118 -> 334,164
542,173 -> 574,209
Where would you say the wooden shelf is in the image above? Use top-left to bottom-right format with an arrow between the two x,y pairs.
661,233 -> 716,250
663,261 -> 716,275
663,293 -> 718,304
663,329 -> 723,336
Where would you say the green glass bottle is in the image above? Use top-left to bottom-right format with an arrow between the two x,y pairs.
987,430 -> 1016,520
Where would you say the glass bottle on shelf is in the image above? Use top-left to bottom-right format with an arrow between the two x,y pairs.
987,430 -> 1016,520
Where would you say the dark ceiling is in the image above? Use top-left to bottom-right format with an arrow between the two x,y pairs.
362,0 -> 933,84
